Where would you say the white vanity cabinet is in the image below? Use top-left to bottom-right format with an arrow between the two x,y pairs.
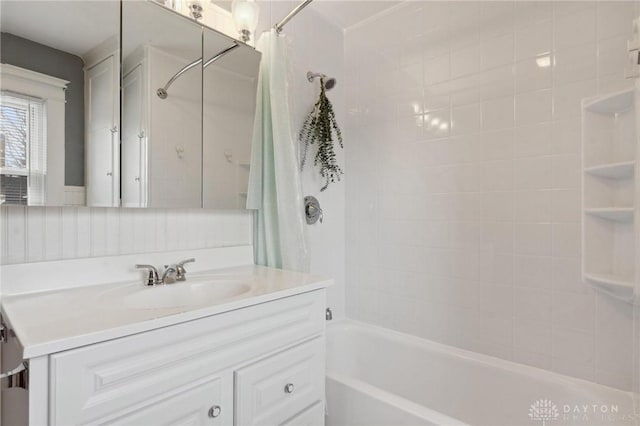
40,290 -> 326,425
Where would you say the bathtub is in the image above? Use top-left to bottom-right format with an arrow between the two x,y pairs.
326,320 -> 639,426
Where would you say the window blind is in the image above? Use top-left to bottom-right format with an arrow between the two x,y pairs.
0,91 -> 47,205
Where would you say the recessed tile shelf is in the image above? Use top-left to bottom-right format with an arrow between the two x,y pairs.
583,89 -> 634,114
584,273 -> 635,302
584,207 -> 634,222
582,88 -> 637,304
584,161 -> 635,179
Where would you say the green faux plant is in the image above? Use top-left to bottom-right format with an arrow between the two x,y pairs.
299,79 -> 343,192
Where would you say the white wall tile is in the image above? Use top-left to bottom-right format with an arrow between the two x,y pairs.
480,34 -> 514,70
515,287 -> 552,322
514,318 -> 552,356
424,54 -> 451,85
514,157 -> 553,190
553,43 -> 597,86
552,326 -> 596,381
481,221 -> 514,252
515,89 -> 552,126
482,129 -> 514,161
552,154 -> 581,189
515,21 -> 552,61
514,123 -> 553,158
598,35 -> 631,77
514,255 -> 552,289
515,190 -> 552,222
552,257 -> 589,295
515,57 -> 552,93
553,7 -> 597,50
482,192 -> 514,222
481,96 -> 515,130
596,1 -> 636,40
451,45 -> 480,79
479,251 -> 513,285
515,2 -> 552,28
482,160 -> 514,191
552,223 -> 581,257
344,0 -> 635,391
515,223 -> 552,255
552,290 -> 596,332
451,103 -> 481,135
552,189 -> 581,223
553,79 -> 598,120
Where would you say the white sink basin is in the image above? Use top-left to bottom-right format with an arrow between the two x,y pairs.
105,275 -> 254,309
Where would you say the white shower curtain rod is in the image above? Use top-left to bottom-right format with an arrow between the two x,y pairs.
274,0 -> 314,33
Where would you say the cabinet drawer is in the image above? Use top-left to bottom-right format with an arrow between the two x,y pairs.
101,372 -> 232,425
283,402 -> 325,426
235,338 -> 325,426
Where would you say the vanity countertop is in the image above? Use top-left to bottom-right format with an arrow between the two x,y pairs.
1,264 -> 332,359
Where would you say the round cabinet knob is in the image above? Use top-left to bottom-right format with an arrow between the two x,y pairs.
208,405 -> 221,418
284,383 -> 295,394
106,172 -> 113,176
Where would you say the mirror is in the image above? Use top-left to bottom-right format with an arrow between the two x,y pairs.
122,1 -> 203,208
0,1 -> 120,207
202,27 -> 260,209
121,1 -> 260,209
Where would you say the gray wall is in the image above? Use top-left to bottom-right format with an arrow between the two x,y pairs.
1,32 -> 85,186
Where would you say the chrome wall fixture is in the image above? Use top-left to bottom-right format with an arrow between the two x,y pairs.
307,71 -> 336,91
304,195 -> 323,224
188,2 -> 203,20
157,42 -> 240,99
274,0 -> 313,33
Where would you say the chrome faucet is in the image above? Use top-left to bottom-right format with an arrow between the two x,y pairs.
175,258 -> 195,281
135,258 -> 196,286
135,264 -> 162,286
162,265 -> 178,284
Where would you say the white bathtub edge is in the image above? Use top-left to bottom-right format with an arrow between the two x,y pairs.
328,319 -> 638,399
326,372 -> 469,426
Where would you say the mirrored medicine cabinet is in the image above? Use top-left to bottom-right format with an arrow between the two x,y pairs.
0,0 -> 260,209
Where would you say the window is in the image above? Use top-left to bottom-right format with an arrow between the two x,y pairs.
0,91 -> 47,205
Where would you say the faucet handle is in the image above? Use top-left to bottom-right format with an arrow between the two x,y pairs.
135,264 -> 161,286
177,258 -> 196,267
175,258 -> 195,281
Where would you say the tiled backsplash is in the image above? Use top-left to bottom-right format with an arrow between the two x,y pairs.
345,1 -> 638,390
0,206 -> 252,265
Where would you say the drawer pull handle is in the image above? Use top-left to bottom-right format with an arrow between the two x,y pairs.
208,405 -> 221,418
284,383 -> 295,394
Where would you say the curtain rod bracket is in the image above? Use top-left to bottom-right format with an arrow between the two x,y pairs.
274,0 -> 313,33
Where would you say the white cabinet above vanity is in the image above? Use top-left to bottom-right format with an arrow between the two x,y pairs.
0,246 -> 332,425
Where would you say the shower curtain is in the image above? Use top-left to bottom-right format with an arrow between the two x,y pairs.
246,29 -> 309,272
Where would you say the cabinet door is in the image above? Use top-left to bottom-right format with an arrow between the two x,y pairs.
105,373 -> 232,426
121,63 -> 147,207
85,54 -> 119,207
235,338 -> 325,426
